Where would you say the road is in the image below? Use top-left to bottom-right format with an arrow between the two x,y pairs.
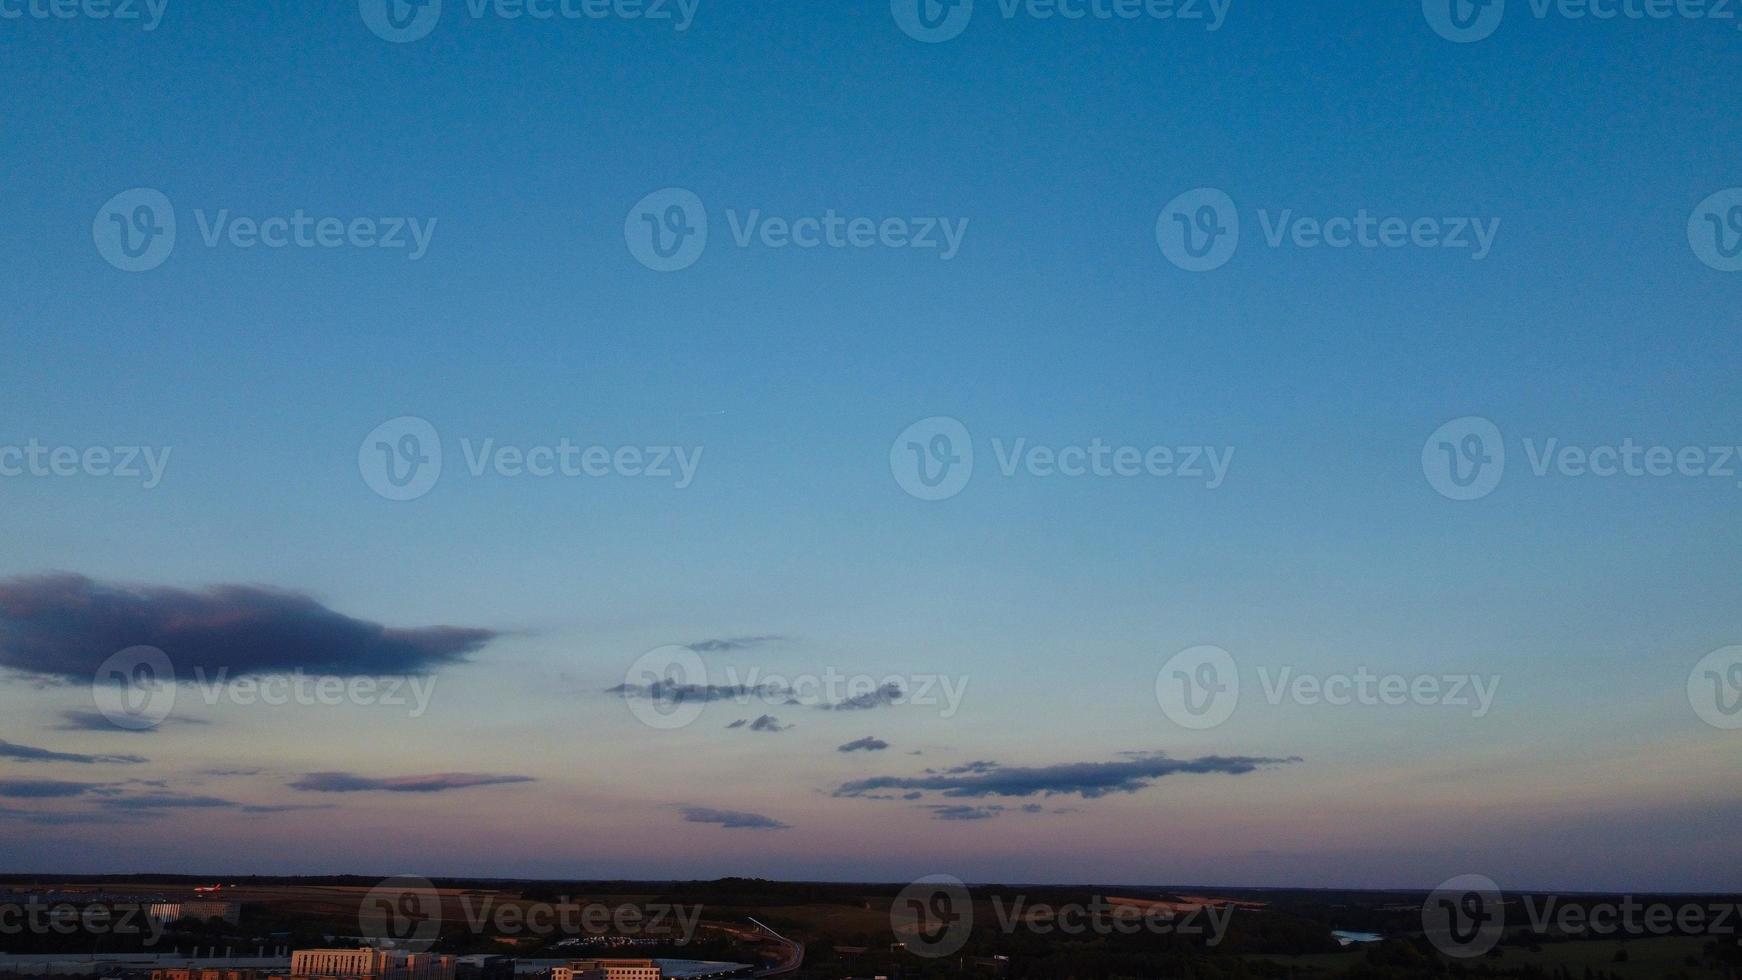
746,917 -> 803,977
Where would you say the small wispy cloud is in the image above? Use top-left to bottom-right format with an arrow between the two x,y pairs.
239,803 -> 338,814
0,739 -> 146,765
0,779 -> 106,799
923,802 -> 1046,822
684,636 -> 783,653
838,736 -> 890,753
288,772 -> 536,794
678,805 -> 791,830
821,682 -> 904,711
610,681 -> 787,703
101,794 -> 238,811
56,709 -> 207,733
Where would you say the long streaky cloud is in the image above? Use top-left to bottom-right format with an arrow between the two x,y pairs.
834,752 -> 1303,800
289,772 -> 535,793
609,681 -> 786,703
0,739 -> 146,765
56,709 -> 206,733
0,779 -> 105,799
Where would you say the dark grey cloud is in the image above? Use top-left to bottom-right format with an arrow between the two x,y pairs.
724,715 -> 790,732
927,804 -> 1002,821
0,806 -> 127,825
0,739 -> 146,765
835,753 -> 1302,800
822,682 -> 904,711
610,681 -> 786,703
838,737 -> 890,753
678,806 -> 791,830
239,803 -> 337,814
288,772 -> 536,793
101,794 -> 238,811
684,636 -> 783,653
922,802 -> 1047,822
0,573 -> 497,680
56,709 -> 207,733
0,779 -> 105,799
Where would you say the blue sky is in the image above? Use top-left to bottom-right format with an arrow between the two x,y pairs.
0,0 -> 1739,890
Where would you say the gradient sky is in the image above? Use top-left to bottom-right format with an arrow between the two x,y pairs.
0,0 -> 1739,892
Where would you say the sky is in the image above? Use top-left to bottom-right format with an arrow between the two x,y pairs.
0,0 -> 1739,892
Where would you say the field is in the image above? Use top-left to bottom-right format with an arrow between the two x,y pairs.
1251,934 -> 1721,978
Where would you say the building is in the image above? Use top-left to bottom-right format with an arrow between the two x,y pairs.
453,956 -> 513,980
150,969 -> 276,980
148,902 -> 243,925
290,950 -> 454,980
396,954 -> 456,980
551,960 -> 662,980
291,950 -> 388,979
185,901 -> 244,925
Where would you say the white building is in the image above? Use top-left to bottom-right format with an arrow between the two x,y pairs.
551,960 -> 662,980
290,950 -> 455,980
